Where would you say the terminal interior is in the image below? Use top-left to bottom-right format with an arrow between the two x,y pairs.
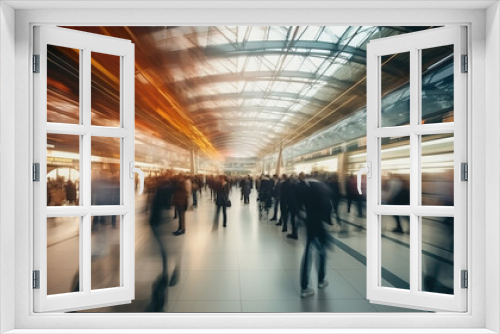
45,26 -> 455,312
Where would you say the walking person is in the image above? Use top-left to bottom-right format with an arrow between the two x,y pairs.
382,172 -> 409,233
241,176 -> 252,204
281,174 -> 300,239
214,175 -> 230,227
191,176 -> 198,208
326,173 -> 344,234
297,173 -> 333,298
270,174 -> 281,221
172,175 -> 189,236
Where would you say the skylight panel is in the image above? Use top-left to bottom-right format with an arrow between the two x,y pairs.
347,28 -> 373,47
321,63 -> 343,77
324,26 -> 350,41
300,26 -> 322,41
283,55 -> 307,72
268,26 -> 289,41
237,26 -> 248,44
247,26 -> 266,42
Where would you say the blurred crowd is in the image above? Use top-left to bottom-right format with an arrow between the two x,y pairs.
48,167 -> 454,306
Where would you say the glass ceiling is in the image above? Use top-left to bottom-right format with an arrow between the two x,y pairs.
68,25 -> 429,159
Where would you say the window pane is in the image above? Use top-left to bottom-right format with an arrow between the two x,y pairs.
47,216 -> 80,295
421,45 -> 454,124
91,216 -> 121,290
421,134 -> 454,206
47,45 -> 80,124
421,216 -> 454,294
47,134 -> 80,206
381,52 -> 410,127
380,136 -> 410,205
91,137 -> 121,206
91,52 -> 121,127
380,215 -> 410,289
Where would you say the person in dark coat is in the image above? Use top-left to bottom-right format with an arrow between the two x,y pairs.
281,174 -> 300,239
326,173 -> 343,232
149,178 -> 173,275
241,176 -> 252,204
277,175 -> 289,232
214,175 -> 230,227
172,175 -> 189,236
297,173 -> 333,298
270,175 -> 281,221
65,179 -> 77,205
382,173 -> 409,233
258,175 -> 273,210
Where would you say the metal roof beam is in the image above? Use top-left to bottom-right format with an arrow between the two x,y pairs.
186,91 -> 328,106
190,106 -> 311,119
174,70 -> 356,91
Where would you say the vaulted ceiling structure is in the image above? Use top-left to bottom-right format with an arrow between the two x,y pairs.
65,26 -> 431,159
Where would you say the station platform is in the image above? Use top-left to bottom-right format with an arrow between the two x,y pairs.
47,186 -> 422,313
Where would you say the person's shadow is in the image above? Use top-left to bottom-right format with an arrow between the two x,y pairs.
145,273 -> 169,312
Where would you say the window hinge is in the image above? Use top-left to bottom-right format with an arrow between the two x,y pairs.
461,162 -> 468,181
33,270 -> 40,289
33,163 -> 40,182
33,54 -> 40,73
461,270 -> 468,289
461,54 -> 468,73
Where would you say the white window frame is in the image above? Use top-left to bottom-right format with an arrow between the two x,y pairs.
1,2 -> 498,333
33,26 -> 136,313
366,26 -> 467,312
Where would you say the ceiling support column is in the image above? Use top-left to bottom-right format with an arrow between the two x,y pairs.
190,149 -> 197,175
275,144 -> 283,176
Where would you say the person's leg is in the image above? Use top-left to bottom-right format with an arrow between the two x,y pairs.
180,209 -> 186,232
287,211 -> 298,238
281,206 -> 288,232
356,198 -> 363,218
151,224 -> 168,275
222,204 -> 227,227
214,204 -> 221,223
176,206 -> 182,231
300,235 -> 313,291
317,239 -> 327,284
393,216 -> 403,232
271,198 -> 279,220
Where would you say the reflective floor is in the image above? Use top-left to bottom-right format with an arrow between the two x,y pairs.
46,187 -> 427,313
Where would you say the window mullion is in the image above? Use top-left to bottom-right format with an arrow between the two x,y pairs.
82,48 -> 92,294
409,48 -> 420,294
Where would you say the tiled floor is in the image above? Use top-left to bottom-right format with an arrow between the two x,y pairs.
60,187 -> 422,313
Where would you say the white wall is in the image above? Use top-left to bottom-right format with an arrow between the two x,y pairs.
485,2 -> 500,333
0,2 -> 16,333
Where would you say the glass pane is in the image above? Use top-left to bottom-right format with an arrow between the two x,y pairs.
47,217 -> 80,295
380,136 -> 410,205
421,45 -> 454,124
380,52 -> 410,127
47,134 -> 80,206
47,45 -> 80,124
380,215 -> 410,289
421,134 -> 454,206
91,52 -> 121,127
91,216 -> 121,290
421,216 -> 454,294
91,137 -> 121,206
